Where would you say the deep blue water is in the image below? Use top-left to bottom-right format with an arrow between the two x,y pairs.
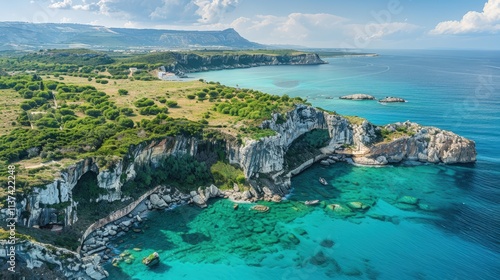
106,50 -> 500,279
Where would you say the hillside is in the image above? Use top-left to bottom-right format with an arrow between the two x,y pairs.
0,22 -> 262,51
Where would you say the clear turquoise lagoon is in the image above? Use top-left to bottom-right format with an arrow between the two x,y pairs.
105,50 -> 500,279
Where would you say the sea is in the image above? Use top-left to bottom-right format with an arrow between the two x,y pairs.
105,50 -> 500,279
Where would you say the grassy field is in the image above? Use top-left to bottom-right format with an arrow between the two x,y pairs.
0,89 -> 24,136
46,75 -> 242,133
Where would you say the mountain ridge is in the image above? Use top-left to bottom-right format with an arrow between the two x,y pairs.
0,21 -> 263,50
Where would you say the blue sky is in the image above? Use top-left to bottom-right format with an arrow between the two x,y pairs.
2,0 -> 500,49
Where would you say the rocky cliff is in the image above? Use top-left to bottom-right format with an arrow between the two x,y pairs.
6,105 -> 476,231
167,53 -> 326,74
10,136 -> 211,229
227,106 -> 476,195
1,240 -> 107,279
1,104 -> 476,279
352,121 -> 476,165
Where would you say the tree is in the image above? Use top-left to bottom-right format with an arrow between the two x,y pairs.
118,89 -> 128,95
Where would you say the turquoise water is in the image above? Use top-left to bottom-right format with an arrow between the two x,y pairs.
106,50 -> 500,279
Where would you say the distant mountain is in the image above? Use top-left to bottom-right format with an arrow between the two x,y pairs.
0,22 -> 263,51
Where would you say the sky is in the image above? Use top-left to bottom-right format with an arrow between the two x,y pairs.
2,0 -> 500,49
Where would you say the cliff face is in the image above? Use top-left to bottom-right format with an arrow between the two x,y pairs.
8,106 -> 476,230
168,53 -> 326,73
353,121 -> 476,165
1,240 -> 107,279
15,136 -> 204,228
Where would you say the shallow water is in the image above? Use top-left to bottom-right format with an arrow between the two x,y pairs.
105,50 -> 500,279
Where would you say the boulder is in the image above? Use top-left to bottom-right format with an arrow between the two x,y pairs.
242,190 -> 252,200
149,194 -> 167,208
162,194 -> 172,203
208,184 -> 221,197
192,195 -> 207,208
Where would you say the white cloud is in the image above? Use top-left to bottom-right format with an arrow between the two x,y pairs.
431,0 -> 500,34
50,0 -> 239,24
350,22 -> 418,41
49,0 -> 73,9
231,13 -> 347,42
194,0 -> 239,23
229,12 -> 417,47
73,0 -> 100,12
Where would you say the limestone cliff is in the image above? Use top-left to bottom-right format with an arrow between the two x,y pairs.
167,53 -> 326,74
7,107 -> 476,230
352,121 -> 476,165
227,106 -> 476,195
1,240 -> 107,279
12,136 -> 208,228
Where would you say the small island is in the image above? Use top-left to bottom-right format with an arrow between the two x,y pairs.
379,97 -> 407,103
339,94 -> 376,100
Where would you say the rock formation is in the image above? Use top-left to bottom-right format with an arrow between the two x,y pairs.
379,97 -> 406,103
339,94 -> 376,100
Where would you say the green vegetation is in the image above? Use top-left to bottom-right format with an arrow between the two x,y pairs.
72,172 -> 107,202
344,115 -> 366,126
379,125 -> 416,142
210,161 -> 246,190
122,154 -> 212,197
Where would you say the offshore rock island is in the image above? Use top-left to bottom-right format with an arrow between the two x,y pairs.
0,48 -> 476,279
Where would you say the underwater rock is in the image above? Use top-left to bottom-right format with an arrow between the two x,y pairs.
394,203 -> 417,210
346,201 -> 370,210
294,228 -> 307,236
327,204 -> 354,216
417,203 -> 434,211
287,233 -> 300,245
261,235 -> 280,244
343,267 -> 363,276
367,214 -> 387,221
320,239 -> 335,248
310,251 -> 328,266
397,196 -> 419,205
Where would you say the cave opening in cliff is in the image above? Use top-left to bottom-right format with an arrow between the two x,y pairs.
72,171 -> 105,203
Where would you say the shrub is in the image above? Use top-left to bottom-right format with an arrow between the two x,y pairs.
134,97 -> 155,107
118,89 -> 128,95
120,107 -> 134,116
166,100 -> 178,108
86,109 -> 102,117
